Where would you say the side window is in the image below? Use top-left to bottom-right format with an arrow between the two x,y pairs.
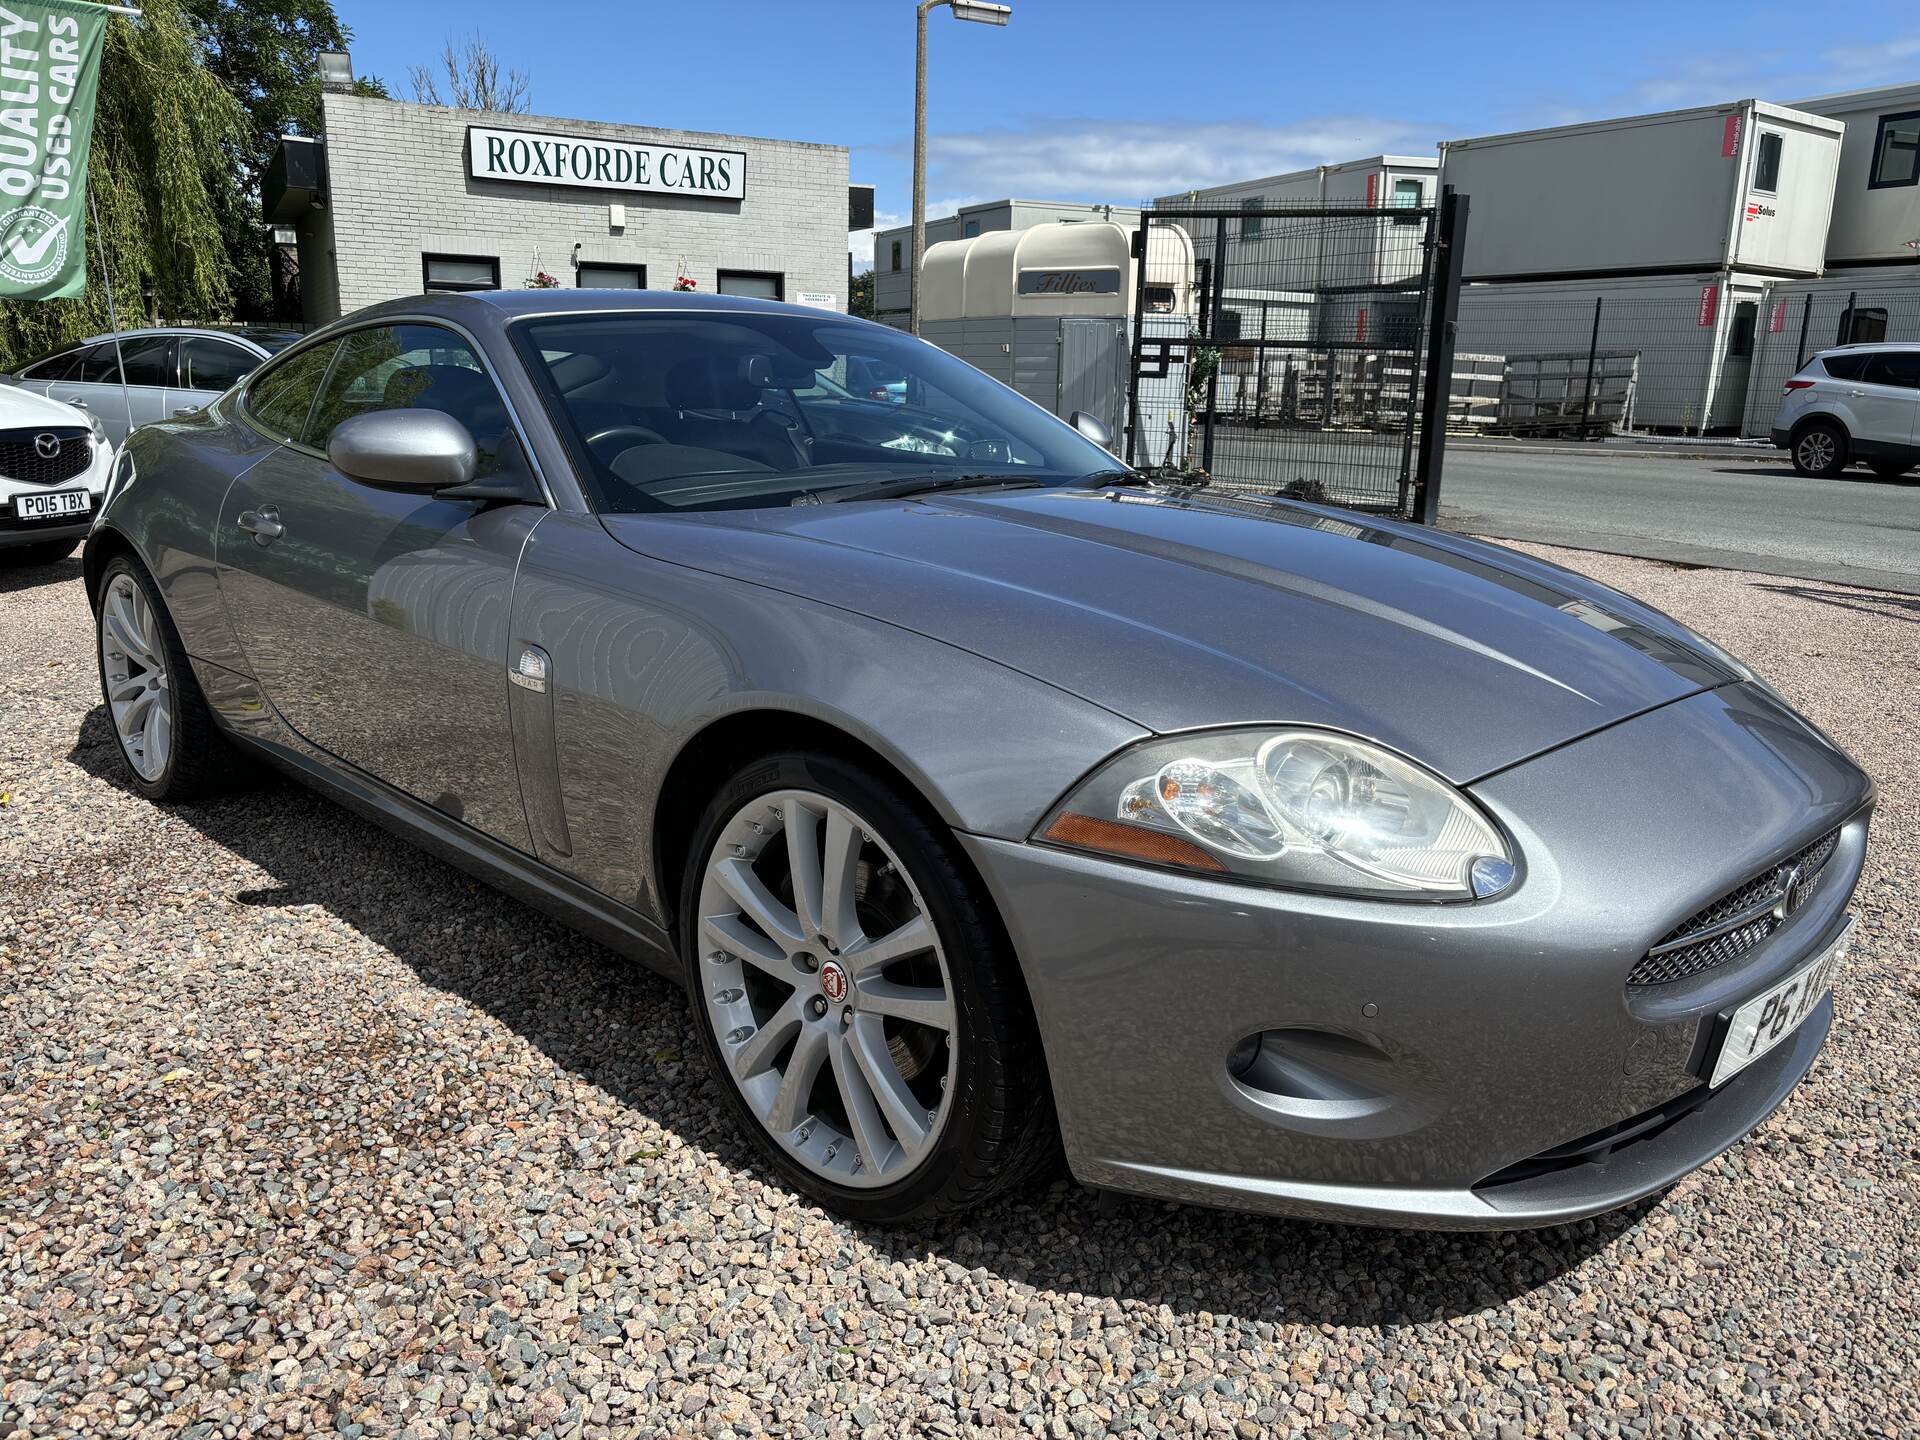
1239,196 -> 1264,240
18,347 -> 79,381
305,324 -> 509,474
178,337 -> 258,392
1752,132 -> 1783,193
71,335 -> 171,386
1820,352 -> 1869,381
1870,110 -> 1920,189
244,339 -> 341,441
1862,352 -> 1920,389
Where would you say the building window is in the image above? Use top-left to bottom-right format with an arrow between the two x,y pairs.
422,254 -> 500,292
1391,176 -> 1425,225
890,241 -> 902,271
717,270 -> 784,300
1752,131 -> 1783,194
1239,196 -> 1263,240
1727,301 -> 1757,358
963,220 -> 981,238
1869,110 -> 1920,189
577,263 -> 646,289
1839,306 -> 1889,345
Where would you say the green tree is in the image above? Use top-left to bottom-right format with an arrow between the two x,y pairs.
0,0 -> 249,364
182,0 -> 388,318
848,269 -> 875,320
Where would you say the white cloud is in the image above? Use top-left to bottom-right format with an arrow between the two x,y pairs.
919,116 -> 1434,206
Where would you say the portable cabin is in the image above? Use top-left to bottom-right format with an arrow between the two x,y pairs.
919,221 -> 1198,461
1791,84 -> 1920,268
1440,101 -> 1844,283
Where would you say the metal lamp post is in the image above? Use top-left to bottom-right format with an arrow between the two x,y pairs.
911,0 -> 1010,335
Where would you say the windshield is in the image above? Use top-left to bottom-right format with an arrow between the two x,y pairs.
512,310 -> 1119,512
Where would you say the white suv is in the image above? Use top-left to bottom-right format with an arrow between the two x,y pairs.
1770,343 -> 1920,480
0,384 -> 114,568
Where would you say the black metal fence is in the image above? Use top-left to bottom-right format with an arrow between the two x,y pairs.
1126,191 -> 1466,521
1445,278 -> 1920,439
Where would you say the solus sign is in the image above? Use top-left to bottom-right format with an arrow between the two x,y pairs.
467,125 -> 747,200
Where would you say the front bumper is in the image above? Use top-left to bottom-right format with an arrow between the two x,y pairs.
0,444 -> 111,548
967,683 -> 1871,1229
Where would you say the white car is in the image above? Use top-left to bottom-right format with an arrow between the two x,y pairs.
0,385 -> 114,567
1770,342 -> 1920,480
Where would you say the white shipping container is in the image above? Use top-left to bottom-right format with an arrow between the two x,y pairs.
1440,101 -> 1843,282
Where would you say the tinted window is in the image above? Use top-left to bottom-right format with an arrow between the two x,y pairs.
513,310 -> 1118,514
245,340 -> 340,440
423,254 -> 498,292
1861,351 -> 1920,389
1839,307 -> 1889,344
717,270 -> 783,300
1753,132 -> 1783,193
1239,197 -> 1263,239
1871,110 -> 1920,188
73,335 -> 172,386
178,337 -> 258,391
1728,302 -> 1757,359
577,263 -> 645,289
305,324 -> 508,472
1821,352 -> 1869,380
17,347 -> 79,381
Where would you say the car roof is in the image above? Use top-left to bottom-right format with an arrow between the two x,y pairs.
340,288 -> 887,330
1816,342 -> 1919,355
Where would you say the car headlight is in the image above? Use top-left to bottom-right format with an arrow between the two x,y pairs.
1036,727 -> 1516,900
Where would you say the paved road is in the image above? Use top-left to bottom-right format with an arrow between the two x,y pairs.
1440,450 -> 1920,593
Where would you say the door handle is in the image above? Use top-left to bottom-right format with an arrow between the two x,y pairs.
237,507 -> 283,545
173,406 -> 200,417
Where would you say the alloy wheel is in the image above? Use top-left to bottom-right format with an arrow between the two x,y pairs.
695,788 -> 957,1188
99,572 -> 172,782
1797,431 -> 1836,473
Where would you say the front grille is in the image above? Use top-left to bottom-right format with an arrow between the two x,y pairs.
0,426 -> 92,485
1627,828 -> 1841,987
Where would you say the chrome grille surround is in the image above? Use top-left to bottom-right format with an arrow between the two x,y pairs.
1627,828 -> 1841,988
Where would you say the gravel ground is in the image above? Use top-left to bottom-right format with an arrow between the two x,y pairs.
2,544 -> 1917,1440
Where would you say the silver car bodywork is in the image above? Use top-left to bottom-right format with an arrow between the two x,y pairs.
86,291 -> 1872,1228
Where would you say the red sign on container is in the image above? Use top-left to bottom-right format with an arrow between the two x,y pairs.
1356,306 -> 1369,343
1365,172 -> 1378,207
1770,300 -> 1788,333
1698,284 -> 1720,327
1722,114 -> 1742,157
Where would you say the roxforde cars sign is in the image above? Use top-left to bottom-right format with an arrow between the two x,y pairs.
467,125 -> 746,200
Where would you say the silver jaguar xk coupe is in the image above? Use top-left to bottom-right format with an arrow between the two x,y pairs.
86,290 -> 1872,1229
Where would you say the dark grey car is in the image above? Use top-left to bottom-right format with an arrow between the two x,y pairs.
84,291 -> 1872,1228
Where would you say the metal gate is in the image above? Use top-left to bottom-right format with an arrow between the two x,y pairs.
1126,189 -> 1467,521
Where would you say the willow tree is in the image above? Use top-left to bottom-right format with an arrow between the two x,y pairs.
0,0 -> 247,364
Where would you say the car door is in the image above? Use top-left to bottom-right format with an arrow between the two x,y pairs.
171,335 -> 263,417
47,336 -> 174,441
1857,350 -> 1920,447
217,321 -> 544,850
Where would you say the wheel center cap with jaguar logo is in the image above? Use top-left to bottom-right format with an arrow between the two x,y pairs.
1771,863 -> 1805,922
818,960 -> 849,1004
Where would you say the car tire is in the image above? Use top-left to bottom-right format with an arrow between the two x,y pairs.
1790,420 -> 1848,478
679,749 -> 1057,1223
2,538 -> 78,567
1867,460 -> 1913,480
94,554 -> 253,802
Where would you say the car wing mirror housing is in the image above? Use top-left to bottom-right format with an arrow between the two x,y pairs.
328,410 -> 479,492
1070,410 -> 1115,450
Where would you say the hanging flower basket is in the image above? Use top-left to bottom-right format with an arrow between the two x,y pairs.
672,274 -> 698,291
525,270 -> 560,289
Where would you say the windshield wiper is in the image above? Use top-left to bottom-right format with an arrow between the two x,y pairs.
799,473 -> 1051,506
1067,468 -> 1208,490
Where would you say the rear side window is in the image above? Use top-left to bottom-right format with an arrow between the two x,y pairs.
1861,351 -> 1920,389
244,340 -> 340,441
17,347 -> 79,381
178,336 -> 258,392
72,336 -> 172,386
1820,352 -> 1869,380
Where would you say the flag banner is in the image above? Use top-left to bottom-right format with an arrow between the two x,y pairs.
0,0 -> 108,300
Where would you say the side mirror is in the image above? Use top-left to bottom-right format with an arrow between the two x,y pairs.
1070,410 -> 1115,451
328,410 -> 478,491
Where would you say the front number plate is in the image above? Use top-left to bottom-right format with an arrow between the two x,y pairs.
1709,917 -> 1852,1088
13,488 -> 91,521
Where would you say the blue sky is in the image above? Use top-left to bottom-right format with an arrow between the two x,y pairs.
336,0 -> 1919,267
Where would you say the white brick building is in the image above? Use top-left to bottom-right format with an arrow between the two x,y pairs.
267,93 -> 855,327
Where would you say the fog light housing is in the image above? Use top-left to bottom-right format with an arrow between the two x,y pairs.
1226,1032 -> 1262,1078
